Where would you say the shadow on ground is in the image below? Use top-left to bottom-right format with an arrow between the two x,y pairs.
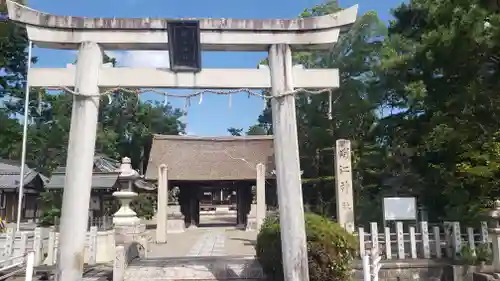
230,238 -> 256,247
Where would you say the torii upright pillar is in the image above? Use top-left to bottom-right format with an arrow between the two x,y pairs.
55,42 -> 102,281
269,44 -> 309,281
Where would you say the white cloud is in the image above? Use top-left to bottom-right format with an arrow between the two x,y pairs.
106,51 -> 170,68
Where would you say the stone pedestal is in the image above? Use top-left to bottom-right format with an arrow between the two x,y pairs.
167,205 -> 185,233
246,204 -> 258,231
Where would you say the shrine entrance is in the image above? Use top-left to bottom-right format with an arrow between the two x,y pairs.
176,181 -> 253,228
146,134 -> 275,230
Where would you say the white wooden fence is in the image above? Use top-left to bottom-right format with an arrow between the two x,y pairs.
0,251 -> 35,281
0,226 -> 104,269
356,221 -> 489,259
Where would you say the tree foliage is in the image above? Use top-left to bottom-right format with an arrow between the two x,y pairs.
0,43 -> 185,175
246,0 -> 500,223
250,1 -> 388,221
375,0 -> 500,221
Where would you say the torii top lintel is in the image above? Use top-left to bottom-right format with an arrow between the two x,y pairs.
5,0 -> 358,51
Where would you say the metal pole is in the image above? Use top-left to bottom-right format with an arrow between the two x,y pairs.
16,40 -> 33,232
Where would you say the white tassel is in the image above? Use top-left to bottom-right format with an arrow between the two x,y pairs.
184,98 -> 191,113
199,93 -> 203,105
228,94 -> 232,109
328,91 -> 333,120
163,94 -> 168,106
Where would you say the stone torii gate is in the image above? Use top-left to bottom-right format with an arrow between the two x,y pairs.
5,1 -> 357,281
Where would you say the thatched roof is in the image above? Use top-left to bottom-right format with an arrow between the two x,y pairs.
145,135 -> 275,181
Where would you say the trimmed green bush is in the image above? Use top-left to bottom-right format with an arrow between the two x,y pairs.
256,212 -> 357,281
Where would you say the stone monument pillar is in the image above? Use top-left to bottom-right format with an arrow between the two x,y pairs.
156,164 -> 168,243
334,139 -> 355,233
246,163 -> 267,231
256,163 -> 267,230
113,157 -> 148,249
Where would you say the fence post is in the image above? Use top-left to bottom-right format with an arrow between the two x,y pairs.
358,227 -> 365,259
2,228 -> 14,264
409,226 -> 417,259
396,222 -> 404,259
33,227 -> 42,266
47,227 -> 56,265
19,232 -> 28,264
433,226 -> 441,258
370,222 -> 378,255
384,227 -> 391,259
362,253 -> 370,281
480,221 -> 489,243
466,227 -> 475,255
443,221 -> 453,258
371,247 -> 382,281
451,222 -> 462,258
420,221 -> 430,258
25,251 -> 35,281
54,232 -> 59,265
88,226 -> 98,265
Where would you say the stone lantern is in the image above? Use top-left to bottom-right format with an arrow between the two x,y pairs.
488,200 -> 500,271
112,157 -> 140,226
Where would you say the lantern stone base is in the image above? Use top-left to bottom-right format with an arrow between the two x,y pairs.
114,223 -> 150,257
112,191 -> 140,226
113,190 -> 149,254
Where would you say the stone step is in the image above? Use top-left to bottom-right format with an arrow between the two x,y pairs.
124,255 -> 265,281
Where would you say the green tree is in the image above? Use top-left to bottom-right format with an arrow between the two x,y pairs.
246,124 -> 268,135
378,0 -> 500,221
0,43 -> 185,175
0,0 -> 33,104
251,1 -> 388,221
227,127 -> 243,136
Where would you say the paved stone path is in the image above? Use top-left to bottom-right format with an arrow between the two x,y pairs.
123,215 -> 263,280
187,230 -> 226,256
147,214 -> 257,258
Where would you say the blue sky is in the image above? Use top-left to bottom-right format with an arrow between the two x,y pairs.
28,0 -> 403,136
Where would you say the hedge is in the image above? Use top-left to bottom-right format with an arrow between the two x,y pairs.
256,212 -> 357,281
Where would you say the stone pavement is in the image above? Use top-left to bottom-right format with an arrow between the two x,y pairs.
8,214 -> 259,280
123,215 -> 263,280
147,214 -> 257,258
